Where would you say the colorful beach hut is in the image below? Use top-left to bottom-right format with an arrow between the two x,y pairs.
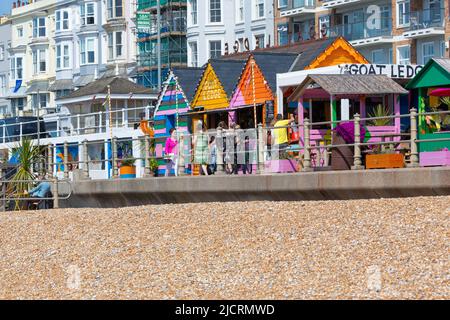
228,52 -> 299,127
406,58 -> 450,166
153,67 -> 204,175
189,59 -> 247,130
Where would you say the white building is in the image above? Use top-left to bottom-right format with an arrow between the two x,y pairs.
186,0 -> 275,67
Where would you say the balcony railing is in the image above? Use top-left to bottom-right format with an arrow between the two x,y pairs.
329,17 -> 392,42
408,7 -> 445,30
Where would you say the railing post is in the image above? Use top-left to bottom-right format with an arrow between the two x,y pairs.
19,122 -> 23,143
52,178 -> 59,209
112,136 -> 118,178
302,118 -> 312,172
352,113 -> 364,170
216,127 -> 225,175
99,112 -> 103,133
77,114 -> 81,135
63,141 -> 69,179
257,123 -> 265,174
82,139 -> 90,180
56,115 -> 61,137
144,135 -> 151,177
2,124 -> 5,143
47,143 -> 53,176
409,108 -> 420,167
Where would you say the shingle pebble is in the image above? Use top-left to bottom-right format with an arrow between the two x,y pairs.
0,196 -> 448,300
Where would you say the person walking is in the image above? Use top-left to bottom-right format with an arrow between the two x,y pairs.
242,135 -> 252,174
208,136 -> 217,175
164,128 -> 178,177
193,120 -> 209,175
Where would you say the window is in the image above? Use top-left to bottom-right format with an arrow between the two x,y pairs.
255,34 -> 265,49
56,10 -> 70,31
56,43 -> 71,69
254,0 -> 265,20
278,0 -> 288,8
17,26 -> 23,38
0,45 -> 4,60
107,0 -> 123,19
108,32 -> 123,60
13,98 -> 24,111
10,56 -> 23,80
236,0 -> 244,23
190,0 -> 198,25
440,41 -> 446,58
397,0 -> 410,27
277,24 -> 288,46
189,41 -> 198,67
319,15 -> 330,38
422,42 -> 434,65
371,49 -> 385,64
80,38 -> 96,64
81,2 -> 96,25
33,49 -> 47,74
32,93 -> 48,109
0,75 -> 6,96
209,40 -> 222,59
397,45 -> 411,65
209,0 -> 221,23
32,17 -> 46,38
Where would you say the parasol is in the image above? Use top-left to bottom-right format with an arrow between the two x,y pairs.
429,88 -> 450,97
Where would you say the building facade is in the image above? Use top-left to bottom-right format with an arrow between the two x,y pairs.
135,0 -> 188,89
186,0 -> 276,67
7,0 -> 136,117
0,16 -> 12,118
275,0 -> 449,65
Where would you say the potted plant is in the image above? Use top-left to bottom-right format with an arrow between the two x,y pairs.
119,157 -> 136,179
149,158 -> 159,177
365,104 -> 404,169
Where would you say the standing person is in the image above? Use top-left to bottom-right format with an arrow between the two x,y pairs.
242,135 -> 252,174
193,120 -> 209,175
224,122 -> 236,174
208,136 -> 217,175
233,125 -> 242,174
266,118 -> 276,160
164,128 -> 178,177
273,114 -> 295,158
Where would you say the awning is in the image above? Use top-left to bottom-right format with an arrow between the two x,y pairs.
48,79 -> 74,91
6,86 -> 27,98
25,81 -> 50,94
73,75 -> 94,87
288,74 -> 408,102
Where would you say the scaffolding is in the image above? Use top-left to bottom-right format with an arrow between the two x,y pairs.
136,0 -> 188,89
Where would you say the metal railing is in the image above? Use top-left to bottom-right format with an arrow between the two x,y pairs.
5,109 -> 450,180
0,105 -> 152,143
0,179 -> 72,210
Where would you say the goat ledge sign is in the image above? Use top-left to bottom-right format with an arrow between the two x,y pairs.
340,64 -> 423,79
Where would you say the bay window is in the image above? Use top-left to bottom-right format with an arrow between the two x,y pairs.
190,0 -> 198,25
56,10 -> 70,31
10,56 -> 23,80
32,17 -> 46,38
108,32 -> 123,60
56,43 -> 71,69
107,0 -> 123,19
254,0 -> 265,20
81,2 -> 96,25
33,49 -> 47,74
209,0 -> 221,23
80,38 -> 96,65
397,0 -> 410,27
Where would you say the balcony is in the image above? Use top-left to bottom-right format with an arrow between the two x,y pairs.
322,0 -> 367,9
403,8 -> 445,39
280,0 -> 316,18
329,16 -> 393,47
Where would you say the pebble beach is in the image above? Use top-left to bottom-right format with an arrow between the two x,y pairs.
0,196 -> 448,300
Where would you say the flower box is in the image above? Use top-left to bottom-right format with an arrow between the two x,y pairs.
119,165 -> 136,179
419,150 -> 450,167
264,159 -> 298,173
366,153 -> 405,169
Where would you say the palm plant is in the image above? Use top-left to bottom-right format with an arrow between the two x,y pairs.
368,104 -> 391,126
440,97 -> 450,108
9,138 -> 41,196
